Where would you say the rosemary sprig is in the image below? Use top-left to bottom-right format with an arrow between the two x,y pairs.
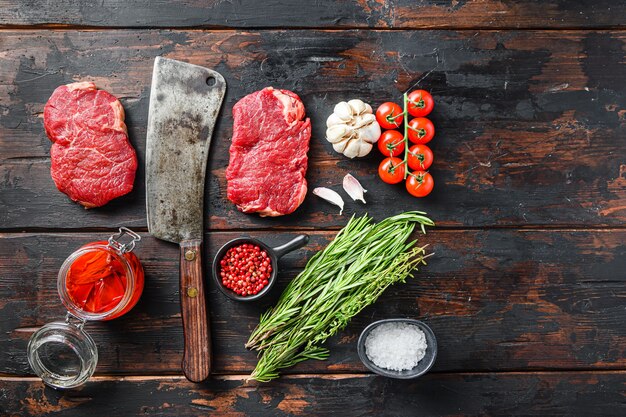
246,211 -> 434,382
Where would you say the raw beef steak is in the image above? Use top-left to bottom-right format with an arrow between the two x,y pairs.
226,87 -> 311,216
44,82 -> 137,208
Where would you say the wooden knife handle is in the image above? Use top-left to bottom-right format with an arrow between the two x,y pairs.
179,239 -> 211,382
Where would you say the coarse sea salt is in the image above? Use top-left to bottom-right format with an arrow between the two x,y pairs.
364,322 -> 427,371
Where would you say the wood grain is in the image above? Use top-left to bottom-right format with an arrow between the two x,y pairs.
1,30 -> 624,230
1,372 -> 625,416
179,240 -> 211,382
1,1 -> 625,29
1,229 -> 624,376
1,4 -> 625,413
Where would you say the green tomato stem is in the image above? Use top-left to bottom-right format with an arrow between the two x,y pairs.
403,92 -> 409,179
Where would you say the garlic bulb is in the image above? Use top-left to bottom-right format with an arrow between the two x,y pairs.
326,99 -> 381,158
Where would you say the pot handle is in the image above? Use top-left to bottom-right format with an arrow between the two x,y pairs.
272,235 -> 309,259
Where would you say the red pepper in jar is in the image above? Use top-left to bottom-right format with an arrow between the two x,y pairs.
65,241 -> 144,318
219,243 -> 272,296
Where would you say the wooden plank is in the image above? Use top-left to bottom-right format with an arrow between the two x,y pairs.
1,1 -> 625,29
1,30 -> 625,230
1,372 -> 625,416
1,229 -> 624,376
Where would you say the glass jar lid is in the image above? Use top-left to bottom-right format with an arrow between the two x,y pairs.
27,314 -> 98,389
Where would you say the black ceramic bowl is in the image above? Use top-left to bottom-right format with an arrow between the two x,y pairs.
357,318 -> 437,379
212,235 -> 309,302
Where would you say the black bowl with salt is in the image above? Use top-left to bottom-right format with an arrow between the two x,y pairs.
357,318 -> 437,379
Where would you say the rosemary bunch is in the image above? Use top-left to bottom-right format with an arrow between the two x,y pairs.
246,211 -> 434,382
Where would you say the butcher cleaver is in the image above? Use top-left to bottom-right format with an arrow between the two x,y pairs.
146,57 -> 226,382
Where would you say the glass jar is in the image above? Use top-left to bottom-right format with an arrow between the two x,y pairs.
58,240 -> 144,321
27,227 -> 144,389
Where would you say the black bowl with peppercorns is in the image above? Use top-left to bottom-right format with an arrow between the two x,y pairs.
212,235 -> 309,302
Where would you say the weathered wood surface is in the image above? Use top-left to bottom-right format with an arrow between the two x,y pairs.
2,229 -> 624,376
1,3 -> 625,414
1,30 -> 625,230
1,1 -> 626,29
1,372 -> 625,416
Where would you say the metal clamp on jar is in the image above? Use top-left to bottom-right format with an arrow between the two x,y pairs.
27,227 -> 144,389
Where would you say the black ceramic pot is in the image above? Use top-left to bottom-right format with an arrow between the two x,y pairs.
212,234 -> 309,302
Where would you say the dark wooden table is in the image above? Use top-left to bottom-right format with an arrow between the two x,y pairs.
1,1 -> 625,415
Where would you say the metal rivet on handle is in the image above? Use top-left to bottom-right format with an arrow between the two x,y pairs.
185,250 -> 196,261
187,287 -> 198,298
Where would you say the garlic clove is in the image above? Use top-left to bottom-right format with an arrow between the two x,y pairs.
353,112 -> 377,129
357,141 -> 373,157
334,101 -> 353,122
348,99 -> 367,115
343,139 -> 363,159
361,113 -> 377,124
357,119 -> 381,144
326,124 -> 350,143
313,187 -> 345,215
326,112 -> 344,128
332,138 -> 350,153
343,174 -> 367,203
364,102 -> 373,114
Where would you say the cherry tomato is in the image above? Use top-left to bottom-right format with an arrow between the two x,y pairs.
378,157 -> 406,184
376,102 -> 404,129
407,90 -> 434,117
407,144 -> 433,171
408,117 -> 434,144
406,171 -> 434,197
377,130 -> 405,157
